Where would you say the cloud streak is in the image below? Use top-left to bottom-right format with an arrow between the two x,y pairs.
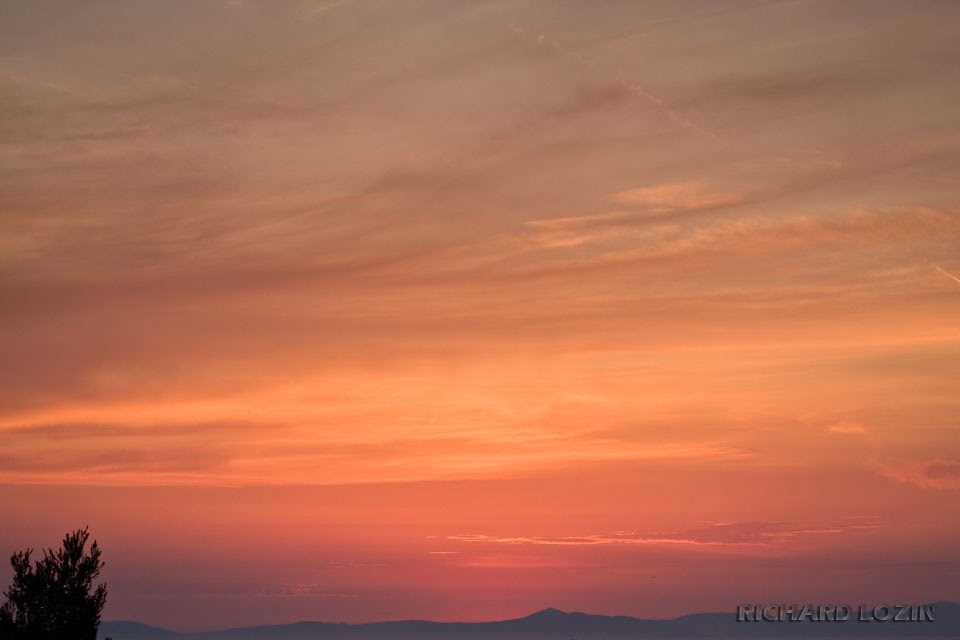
447,518 -> 888,550
933,264 -> 960,286
871,458 -> 960,491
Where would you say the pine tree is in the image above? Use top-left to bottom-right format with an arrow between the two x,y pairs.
0,528 -> 107,640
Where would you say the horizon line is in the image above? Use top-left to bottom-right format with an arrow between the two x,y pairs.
103,600 -> 960,635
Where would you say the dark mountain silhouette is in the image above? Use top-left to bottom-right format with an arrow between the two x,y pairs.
99,602 -> 960,640
97,620 -> 182,639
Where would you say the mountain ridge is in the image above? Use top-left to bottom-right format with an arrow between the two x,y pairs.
99,601 -> 960,640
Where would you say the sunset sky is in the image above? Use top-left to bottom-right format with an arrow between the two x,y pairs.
2,0 -> 960,632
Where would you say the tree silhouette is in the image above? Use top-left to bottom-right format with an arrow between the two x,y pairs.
0,527 -> 107,640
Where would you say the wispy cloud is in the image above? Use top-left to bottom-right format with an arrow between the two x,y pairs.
521,181 -> 749,248
447,518 -> 887,550
0,408 -> 748,486
255,584 -> 360,597
870,458 -> 960,490
513,205 -> 958,276
611,181 -> 748,211
828,422 -> 868,435
443,554 -> 594,569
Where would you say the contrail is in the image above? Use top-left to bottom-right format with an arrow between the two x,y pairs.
933,263 -> 960,286
504,21 -> 739,153
301,0 -> 353,19
620,80 -> 739,153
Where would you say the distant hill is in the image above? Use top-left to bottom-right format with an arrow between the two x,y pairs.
99,620 -> 183,640
99,602 -> 960,640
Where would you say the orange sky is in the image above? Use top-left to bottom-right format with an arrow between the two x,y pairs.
1,0 -> 959,631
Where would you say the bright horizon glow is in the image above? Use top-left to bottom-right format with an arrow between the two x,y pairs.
1,0 -> 959,632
